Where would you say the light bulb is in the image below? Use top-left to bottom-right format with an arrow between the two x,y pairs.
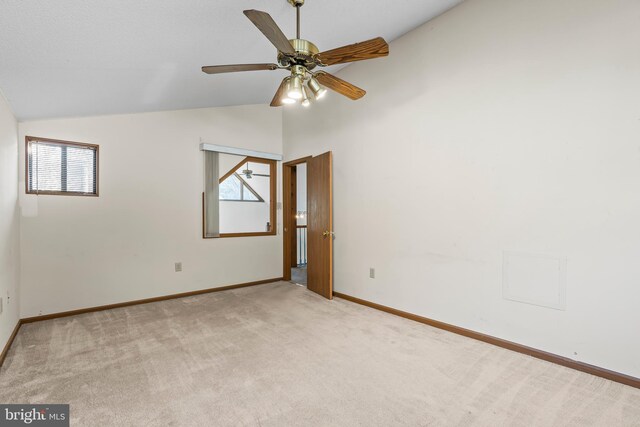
287,75 -> 303,99
282,97 -> 296,105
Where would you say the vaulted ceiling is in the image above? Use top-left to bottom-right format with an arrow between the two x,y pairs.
0,0 -> 462,120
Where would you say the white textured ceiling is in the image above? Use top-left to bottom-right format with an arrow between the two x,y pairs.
0,0 -> 462,120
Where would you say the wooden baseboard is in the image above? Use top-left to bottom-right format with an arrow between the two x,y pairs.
333,291 -> 640,389
21,278 -> 283,324
0,320 -> 22,369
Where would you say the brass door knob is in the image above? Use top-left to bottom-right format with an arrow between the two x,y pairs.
322,231 -> 335,237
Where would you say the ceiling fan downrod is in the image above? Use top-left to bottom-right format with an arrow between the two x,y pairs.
288,0 -> 304,39
297,5 -> 301,39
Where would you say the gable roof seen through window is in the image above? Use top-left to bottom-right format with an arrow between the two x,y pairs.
219,173 -> 264,202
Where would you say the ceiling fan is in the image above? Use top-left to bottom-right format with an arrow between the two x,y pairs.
201,0 -> 389,107
241,162 -> 270,179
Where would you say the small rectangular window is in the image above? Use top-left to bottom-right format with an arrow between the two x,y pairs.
26,136 -> 99,196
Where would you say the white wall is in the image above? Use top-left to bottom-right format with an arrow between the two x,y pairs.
283,0 -> 640,377
19,105 -> 283,317
0,92 -> 20,351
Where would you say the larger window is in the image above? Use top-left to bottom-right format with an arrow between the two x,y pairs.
26,136 -> 99,196
203,153 -> 276,238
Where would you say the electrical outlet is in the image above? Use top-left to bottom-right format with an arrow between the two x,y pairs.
369,268 -> 375,279
175,262 -> 182,272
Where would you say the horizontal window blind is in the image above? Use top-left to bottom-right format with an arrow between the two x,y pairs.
27,137 -> 98,196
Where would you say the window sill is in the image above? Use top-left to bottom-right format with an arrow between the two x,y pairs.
203,231 -> 277,239
25,190 -> 99,197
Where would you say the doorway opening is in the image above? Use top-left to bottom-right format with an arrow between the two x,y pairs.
283,157 -> 310,285
291,162 -> 308,285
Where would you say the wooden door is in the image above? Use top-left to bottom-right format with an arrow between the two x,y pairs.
307,152 -> 333,299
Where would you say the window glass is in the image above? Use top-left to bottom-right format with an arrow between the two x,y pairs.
220,174 -> 242,200
26,137 -> 98,196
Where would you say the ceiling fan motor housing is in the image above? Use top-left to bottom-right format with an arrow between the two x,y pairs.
278,39 -> 319,70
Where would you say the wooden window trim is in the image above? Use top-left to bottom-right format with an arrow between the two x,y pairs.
25,136 -> 100,197
203,156 -> 277,239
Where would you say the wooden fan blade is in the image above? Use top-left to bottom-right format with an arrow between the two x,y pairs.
201,63 -> 279,74
315,37 -> 389,66
243,10 -> 295,54
315,72 -> 366,100
270,79 -> 289,107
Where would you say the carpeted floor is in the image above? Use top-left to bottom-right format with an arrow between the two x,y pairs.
1,281 -> 639,426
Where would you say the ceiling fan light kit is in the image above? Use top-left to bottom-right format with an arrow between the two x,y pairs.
201,0 -> 389,107
308,76 -> 327,99
301,86 -> 312,108
288,70 -> 305,100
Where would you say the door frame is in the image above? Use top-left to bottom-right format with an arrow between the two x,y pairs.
282,156 -> 312,281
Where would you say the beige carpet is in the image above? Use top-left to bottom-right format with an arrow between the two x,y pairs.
1,281 -> 639,426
